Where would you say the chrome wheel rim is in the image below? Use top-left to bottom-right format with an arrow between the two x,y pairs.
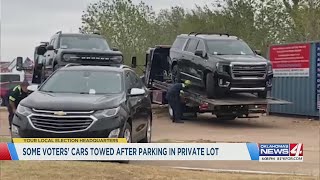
124,128 -> 131,143
146,117 -> 152,143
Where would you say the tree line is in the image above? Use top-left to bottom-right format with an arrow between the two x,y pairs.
80,0 -> 320,65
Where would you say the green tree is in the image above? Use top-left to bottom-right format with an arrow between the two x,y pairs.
80,0 -> 156,65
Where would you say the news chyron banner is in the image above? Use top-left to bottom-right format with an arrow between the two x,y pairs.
0,138 -> 303,162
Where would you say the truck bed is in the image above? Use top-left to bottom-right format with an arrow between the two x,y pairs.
152,80 -> 291,106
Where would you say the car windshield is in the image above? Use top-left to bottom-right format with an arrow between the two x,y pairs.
40,70 -> 122,94
206,40 -> 255,55
59,36 -> 110,50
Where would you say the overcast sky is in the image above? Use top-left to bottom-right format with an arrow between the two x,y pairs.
0,0 -> 212,62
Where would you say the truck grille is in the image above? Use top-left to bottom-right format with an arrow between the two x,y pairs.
231,63 -> 267,79
77,54 -> 114,61
28,110 -> 96,133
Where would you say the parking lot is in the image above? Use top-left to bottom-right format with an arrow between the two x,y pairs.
0,106 -> 319,176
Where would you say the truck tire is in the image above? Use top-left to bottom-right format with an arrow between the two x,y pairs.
139,114 -> 152,143
206,73 -> 217,98
216,115 -> 237,121
172,65 -> 181,83
0,96 -> 4,106
168,104 -> 174,120
118,123 -> 132,164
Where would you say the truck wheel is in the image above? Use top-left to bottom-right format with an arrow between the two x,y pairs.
168,104 -> 174,120
206,73 -> 217,98
172,65 -> 181,83
216,115 -> 237,121
118,123 -> 132,164
0,96 -> 4,106
139,115 -> 152,143
258,91 -> 267,98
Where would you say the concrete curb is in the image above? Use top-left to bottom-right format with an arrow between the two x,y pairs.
171,166 -> 311,176
0,107 -> 7,111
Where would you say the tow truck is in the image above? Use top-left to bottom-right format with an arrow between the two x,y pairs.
132,45 -> 291,120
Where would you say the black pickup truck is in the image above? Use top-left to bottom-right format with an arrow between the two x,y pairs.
16,31 -> 123,83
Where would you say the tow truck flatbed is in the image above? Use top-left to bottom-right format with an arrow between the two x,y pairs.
152,80 -> 291,106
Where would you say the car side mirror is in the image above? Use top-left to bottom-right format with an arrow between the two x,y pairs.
112,47 -> 119,51
27,84 -> 39,92
129,88 -> 145,96
255,50 -> 262,56
16,57 -> 23,71
195,50 -> 205,58
131,56 -> 137,68
46,45 -> 54,51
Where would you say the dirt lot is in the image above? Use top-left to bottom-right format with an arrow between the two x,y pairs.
1,161 -> 316,180
0,107 -> 319,177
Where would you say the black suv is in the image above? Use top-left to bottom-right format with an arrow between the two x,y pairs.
11,65 -> 152,143
170,33 -> 273,98
30,31 -> 123,83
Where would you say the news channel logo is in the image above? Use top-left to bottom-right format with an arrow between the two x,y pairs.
259,143 -> 303,162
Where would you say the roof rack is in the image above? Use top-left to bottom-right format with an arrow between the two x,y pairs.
188,32 -> 230,37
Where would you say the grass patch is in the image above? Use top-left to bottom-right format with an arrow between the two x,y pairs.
0,161 -> 316,180
0,136 -> 10,142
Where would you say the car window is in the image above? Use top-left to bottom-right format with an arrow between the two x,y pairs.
125,72 -> 133,92
59,35 -> 110,50
172,37 -> 187,50
5,82 -> 20,89
196,40 -> 205,51
50,38 -> 55,46
130,71 -> 143,88
0,74 -> 21,82
40,70 -> 123,94
206,40 -> 255,55
185,39 -> 199,53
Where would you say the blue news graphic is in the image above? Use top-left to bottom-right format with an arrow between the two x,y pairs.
259,144 -> 290,156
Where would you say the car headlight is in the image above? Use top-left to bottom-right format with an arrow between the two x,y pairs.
63,54 -> 78,61
216,63 -> 228,73
110,56 -> 123,63
267,64 -> 273,73
94,107 -> 120,118
16,105 -> 32,116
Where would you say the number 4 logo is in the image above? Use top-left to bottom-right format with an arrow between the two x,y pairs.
290,143 -> 303,156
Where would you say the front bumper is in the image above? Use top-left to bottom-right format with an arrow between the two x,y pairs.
11,113 -> 125,138
215,72 -> 273,92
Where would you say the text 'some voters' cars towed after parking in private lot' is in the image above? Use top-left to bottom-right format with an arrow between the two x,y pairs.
11,65 -> 152,144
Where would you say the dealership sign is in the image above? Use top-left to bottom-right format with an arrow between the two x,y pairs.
269,43 -> 310,77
